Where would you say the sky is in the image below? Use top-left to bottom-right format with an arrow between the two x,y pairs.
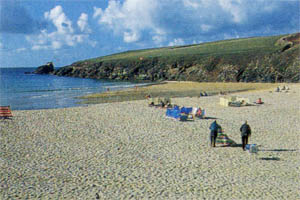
0,0 -> 299,68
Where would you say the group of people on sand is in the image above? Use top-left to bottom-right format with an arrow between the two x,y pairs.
275,85 -> 290,92
209,120 -> 251,151
147,95 -> 172,108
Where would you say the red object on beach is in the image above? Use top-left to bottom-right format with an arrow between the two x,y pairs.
0,106 -> 13,119
256,98 -> 262,104
196,108 -> 202,116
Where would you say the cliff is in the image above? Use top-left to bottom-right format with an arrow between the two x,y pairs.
52,33 -> 300,82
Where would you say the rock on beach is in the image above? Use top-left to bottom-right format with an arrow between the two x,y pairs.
0,85 -> 300,199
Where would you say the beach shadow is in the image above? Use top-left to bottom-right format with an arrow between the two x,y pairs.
259,157 -> 280,161
259,149 -> 298,152
230,144 -> 243,148
0,118 -> 13,122
202,117 -> 218,120
180,119 -> 197,122
252,103 -> 264,106
246,104 -> 258,107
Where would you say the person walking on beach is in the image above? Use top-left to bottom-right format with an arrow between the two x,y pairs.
240,121 -> 251,150
209,120 -> 221,147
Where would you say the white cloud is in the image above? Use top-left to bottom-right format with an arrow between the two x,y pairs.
218,0 -> 245,23
16,47 -> 26,52
152,34 -> 166,45
93,0 -> 298,46
168,38 -> 185,46
93,0 -> 162,43
94,0 -> 247,44
93,7 -> 103,19
32,45 -> 45,51
44,5 -> 73,34
77,13 -> 91,33
183,0 -> 200,9
88,40 -> 98,47
27,5 -> 95,50
201,24 -> 213,32
124,31 -> 139,43
192,40 -> 203,44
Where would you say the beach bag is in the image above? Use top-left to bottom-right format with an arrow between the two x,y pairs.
245,144 -> 251,151
249,144 -> 258,153
196,108 -> 202,116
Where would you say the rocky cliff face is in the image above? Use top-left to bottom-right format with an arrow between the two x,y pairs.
52,46 -> 299,83
34,62 -> 55,74
44,34 -> 300,83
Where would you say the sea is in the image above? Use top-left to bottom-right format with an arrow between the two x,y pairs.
0,68 -> 143,110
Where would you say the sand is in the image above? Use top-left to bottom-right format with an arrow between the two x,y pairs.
1,85 -> 299,199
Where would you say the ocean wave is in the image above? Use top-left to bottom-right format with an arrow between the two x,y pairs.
29,94 -> 52,99
20,87 -> 100,93
106,83 -> 151,89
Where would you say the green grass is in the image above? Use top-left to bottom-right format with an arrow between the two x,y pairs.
78,35 -> 285,65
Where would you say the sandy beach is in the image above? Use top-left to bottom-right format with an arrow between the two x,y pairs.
1,84 -> 300,199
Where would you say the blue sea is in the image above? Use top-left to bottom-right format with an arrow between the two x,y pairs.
0,68 -> 142,110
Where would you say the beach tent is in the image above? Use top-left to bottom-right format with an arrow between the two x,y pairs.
215,133 -> 236,147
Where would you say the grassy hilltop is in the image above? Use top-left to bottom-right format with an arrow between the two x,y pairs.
54,33 -> 300,83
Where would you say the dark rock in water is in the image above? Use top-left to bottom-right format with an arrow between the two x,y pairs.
34,62 -> 55,74
24,71 -> 32,74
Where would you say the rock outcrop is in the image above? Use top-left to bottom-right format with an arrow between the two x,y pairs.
34,62 -> 55,74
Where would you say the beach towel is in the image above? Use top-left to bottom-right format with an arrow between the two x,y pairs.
173,105 -> 180,110
180,107 -> 193,115
166,108 -> 181,119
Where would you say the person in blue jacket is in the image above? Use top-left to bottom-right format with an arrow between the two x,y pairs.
209,120 -> 221,147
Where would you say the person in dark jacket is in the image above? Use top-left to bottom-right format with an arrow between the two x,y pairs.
240,121 -> 251,150
209,120 -> 221,147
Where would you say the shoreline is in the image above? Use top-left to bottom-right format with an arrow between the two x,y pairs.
78,81 -> 286,105
5,81 -> 296,111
